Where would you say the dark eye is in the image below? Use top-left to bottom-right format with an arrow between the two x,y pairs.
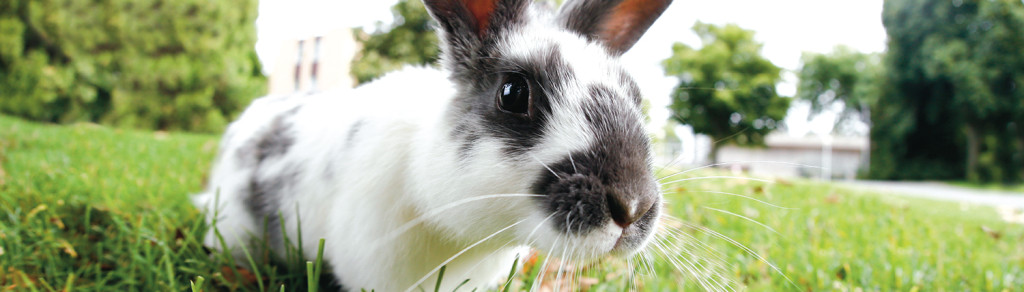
496,74 -> 531,115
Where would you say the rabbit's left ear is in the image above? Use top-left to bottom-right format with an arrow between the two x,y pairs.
424,0 -> 528,39
423,0 -> 530,73
558,0 -> 672,56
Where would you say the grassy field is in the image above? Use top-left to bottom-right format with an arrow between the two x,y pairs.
1,114 -> 1022,291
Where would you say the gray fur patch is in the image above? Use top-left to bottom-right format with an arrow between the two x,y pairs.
236,106 -> 300,167
245,163 -> 301,246
344,119 -> 365,152
237,106 -> 300,245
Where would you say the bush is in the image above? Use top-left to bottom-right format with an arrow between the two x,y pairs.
0,0 -> 265,133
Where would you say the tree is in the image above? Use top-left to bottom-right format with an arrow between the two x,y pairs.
795,46 -> 881,135
0,0 -> 265,133
874,0 -> 1024,182
663,22 -> 790,163
350,0 -> 439,85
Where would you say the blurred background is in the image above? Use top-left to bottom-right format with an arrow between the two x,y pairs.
2,0 -> 1023,290
3,0 -> 1022,185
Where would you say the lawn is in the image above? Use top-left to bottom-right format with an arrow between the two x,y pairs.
1,114 -> 1022,291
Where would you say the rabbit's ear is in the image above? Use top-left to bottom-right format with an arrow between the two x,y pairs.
424,0 -> 529,61
558,0 -> 672,56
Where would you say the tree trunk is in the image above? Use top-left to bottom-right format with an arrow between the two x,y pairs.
708,142 -> 721,165
964,124 -> 980,182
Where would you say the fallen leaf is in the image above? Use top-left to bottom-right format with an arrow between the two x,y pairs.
220,266 -> 258,285
824,193 -> 841,204
980,226 -> 1002,240
521,250 -> 540,274
58,239 -> 77,258
50,217 -> 65,229
25,204 -> 47,220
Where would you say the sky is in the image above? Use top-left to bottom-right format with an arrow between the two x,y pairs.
254,0 -> 887,137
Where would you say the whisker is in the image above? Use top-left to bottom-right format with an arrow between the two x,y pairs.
554,236 -> 570,292
461,213 -> 555,276
702,207 -> 780,235
676,221 -> 800,291
531,154 -> 562,180
530,236 -> 560,292
666,237 -> 734,292
568,151 -> 578,174
711,127 -> 751,146
404,218 -> 528,292
672,190 -> 795,210
626,257 -> 636,291
650,238 -> 715,291
659,175 -> 775,186
373,193 -> 542,247
656,222 -> 728,264
658,160 -> 823,182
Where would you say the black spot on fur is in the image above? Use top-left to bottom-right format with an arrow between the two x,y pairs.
245,164 -> 301,244
530,84 -> 657,248
238,106 -> 299,244
344,119 -> 365,152
236,106 -> 300,167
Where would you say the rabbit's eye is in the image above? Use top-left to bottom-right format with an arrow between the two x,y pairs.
497,74 -> 531,116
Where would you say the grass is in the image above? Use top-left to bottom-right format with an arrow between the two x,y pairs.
1,114 -> 1022,291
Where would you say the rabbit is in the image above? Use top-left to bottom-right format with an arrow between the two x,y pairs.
193,0 -> 672,290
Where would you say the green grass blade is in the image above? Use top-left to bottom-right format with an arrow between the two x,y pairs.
452,279 -> 471,292
314,238 -> 326,287
307,261 -> 316,292
190,276 -> 205,292
501,255 -> 520,292
434,265 -> 447,292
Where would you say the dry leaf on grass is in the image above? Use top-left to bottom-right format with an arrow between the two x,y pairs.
219,266 -> 259,286
980,225 -> 1002,240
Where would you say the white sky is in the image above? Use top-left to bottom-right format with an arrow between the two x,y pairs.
255,0 -> 887,137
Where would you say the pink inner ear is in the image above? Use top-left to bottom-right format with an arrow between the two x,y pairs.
464,0 -> 498,37
601,0 -> 668,52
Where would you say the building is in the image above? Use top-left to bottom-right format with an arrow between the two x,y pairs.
268,29 -> 360,95
716,134 -> 869,180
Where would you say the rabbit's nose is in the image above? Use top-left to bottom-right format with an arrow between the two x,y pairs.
606,191 -> 654,229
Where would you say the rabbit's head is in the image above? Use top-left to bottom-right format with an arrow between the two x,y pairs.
417,0 -> 671,260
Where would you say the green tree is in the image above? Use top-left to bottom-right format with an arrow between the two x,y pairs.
0,0 -> 265,133
350,0 -> 439,85
663,22 -> 790,163
875,0 -> 1024,182
795,46 -> 881,135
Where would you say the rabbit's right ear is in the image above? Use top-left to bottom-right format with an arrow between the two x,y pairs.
424,0 -> 529,71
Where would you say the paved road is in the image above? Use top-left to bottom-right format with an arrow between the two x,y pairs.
845,180 -> 1024,208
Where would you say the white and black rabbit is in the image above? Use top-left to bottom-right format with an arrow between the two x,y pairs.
194,0 -> 672,290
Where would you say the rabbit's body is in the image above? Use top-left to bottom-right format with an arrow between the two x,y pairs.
196,68 -> 525,290
196,0 -> 672,290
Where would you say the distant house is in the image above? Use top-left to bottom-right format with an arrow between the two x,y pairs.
268,29 -> 360,95
716,133 -> 869,180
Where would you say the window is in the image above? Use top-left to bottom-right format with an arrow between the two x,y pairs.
294,40 -> 304,91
